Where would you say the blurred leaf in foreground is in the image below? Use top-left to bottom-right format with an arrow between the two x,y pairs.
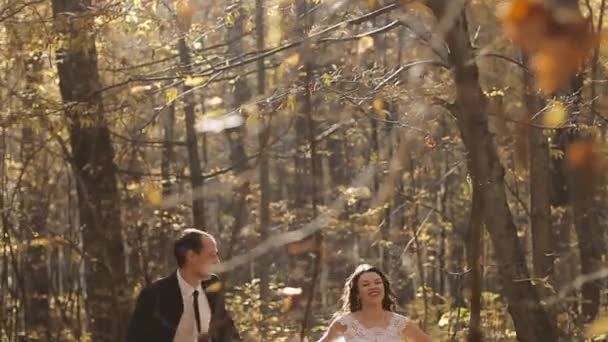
497,0 -> 598,94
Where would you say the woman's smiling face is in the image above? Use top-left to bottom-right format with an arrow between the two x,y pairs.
357,271 -> 385,307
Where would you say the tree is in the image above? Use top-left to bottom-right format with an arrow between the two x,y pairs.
50,0 -> 129,339
427,2 -> 557,340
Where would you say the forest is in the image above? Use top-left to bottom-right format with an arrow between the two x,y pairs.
1,0 -> 608,340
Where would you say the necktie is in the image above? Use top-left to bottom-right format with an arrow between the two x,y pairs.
193,290 -> 201,334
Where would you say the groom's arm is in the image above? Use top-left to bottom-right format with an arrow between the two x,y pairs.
209,293 -> 242,342
127,286 -> 154,342
206,279 -> 242,342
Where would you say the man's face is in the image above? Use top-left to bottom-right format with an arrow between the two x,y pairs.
188,235 -> 219,278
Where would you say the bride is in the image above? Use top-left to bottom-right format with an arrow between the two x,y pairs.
318,264 -> 431,342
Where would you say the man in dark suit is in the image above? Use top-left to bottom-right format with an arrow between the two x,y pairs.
127,228 -> 241,342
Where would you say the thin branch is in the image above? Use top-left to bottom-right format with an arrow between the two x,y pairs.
475,52 -> 530,72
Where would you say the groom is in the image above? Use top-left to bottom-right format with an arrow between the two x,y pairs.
127,228 -> 241,342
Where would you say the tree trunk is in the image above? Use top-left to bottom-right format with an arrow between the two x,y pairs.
177,36 -> 205,228
292,0 -> 312,209
50,0 -> 129,339
551,74 -> 607,322
466,186 -> 483,342
301,66 -> 321,341
570,175 -> 604,322
159,102 -> 176,273
21,128 -> 51,341
255,0 -> 271,330
19,52 -> 51,341
285,0 -> 314,327
566,81 -> 605,322
224,0 -> 250,172
523,56 -> 555,304
428,2 -> 556,341
161,104 -> 176,198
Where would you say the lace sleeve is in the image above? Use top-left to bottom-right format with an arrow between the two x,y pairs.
395,313 -> 412,332
335,314 -> 350,329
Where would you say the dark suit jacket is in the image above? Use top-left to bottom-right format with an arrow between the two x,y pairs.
127,272 -> 241,342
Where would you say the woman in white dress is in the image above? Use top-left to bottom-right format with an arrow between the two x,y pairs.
318,264 -> 432,342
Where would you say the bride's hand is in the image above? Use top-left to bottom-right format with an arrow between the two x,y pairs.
317,320 -> 347,342
401,322 -> 432,342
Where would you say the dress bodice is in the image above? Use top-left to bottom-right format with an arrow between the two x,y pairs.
336,312 -> 410,342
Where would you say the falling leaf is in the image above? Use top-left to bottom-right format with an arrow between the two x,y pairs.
267,6 -> 282,47
367,0 -> 379,9
286,94 -> 297,111
497,0 -> 549,51
246,112 -> 262,135
286,236 -> 317,255
281,296 -> 294,313
130,85 -> 152,94
373,97 -> 384,113
280,287 -> 303,296
175,0 -> 193,32
184,76 -> 208,87
285,53 -> 300,66
205,281 -> 223,293
497,0 -> 598,94
195,113 -> 244,133
166,87 -> 178,103
566,140 -> 604,177
543,100 -> 567,128
321,73 -> 332,86
403,0 -> 433,15
357,36 -> 374,54
424,135 -> 436,148
587,316 -> 608,337
530,32 -> 597,94
205,96 -> 223,107
566,141 -> 593,170
30,238 -> 51,247
143,184 -> 162,205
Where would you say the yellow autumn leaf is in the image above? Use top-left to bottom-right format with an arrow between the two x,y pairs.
175,0 -> 193,32
184,76 -> 207,87
322,73 -> 332,86
281,296 -> 293,313
246,112 -> 261,134
287,94 -> 297,111
267,10 -> 282,47
201,109 -> 224,118
543,100 -> 567,128
587,316 -> 608,337
373,97 -> 384,113
367,0 -> 379,9
241,103 -> 258,115
166,87 -> 178,103
285,53 -> 300,66
404,0 -> 434,16
280,287 -> 303,296
130,85 -> 152,94
601,31 -> 608,57
358,36 -> 374,54
30,238 -> 51,247
205,96 -> 223,107
206,281 -> 223,293
143,184 -> 162,205
276,63 -> 285,80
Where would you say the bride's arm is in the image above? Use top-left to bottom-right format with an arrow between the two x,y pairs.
317,320 -> 346,342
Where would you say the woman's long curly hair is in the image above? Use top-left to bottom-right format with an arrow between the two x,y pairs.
338,264 -> 396,315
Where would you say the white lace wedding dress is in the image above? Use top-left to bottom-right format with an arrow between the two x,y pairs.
336,312 -> 411,342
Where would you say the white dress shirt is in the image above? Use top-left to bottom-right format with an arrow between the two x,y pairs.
174,270 -> 211,342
